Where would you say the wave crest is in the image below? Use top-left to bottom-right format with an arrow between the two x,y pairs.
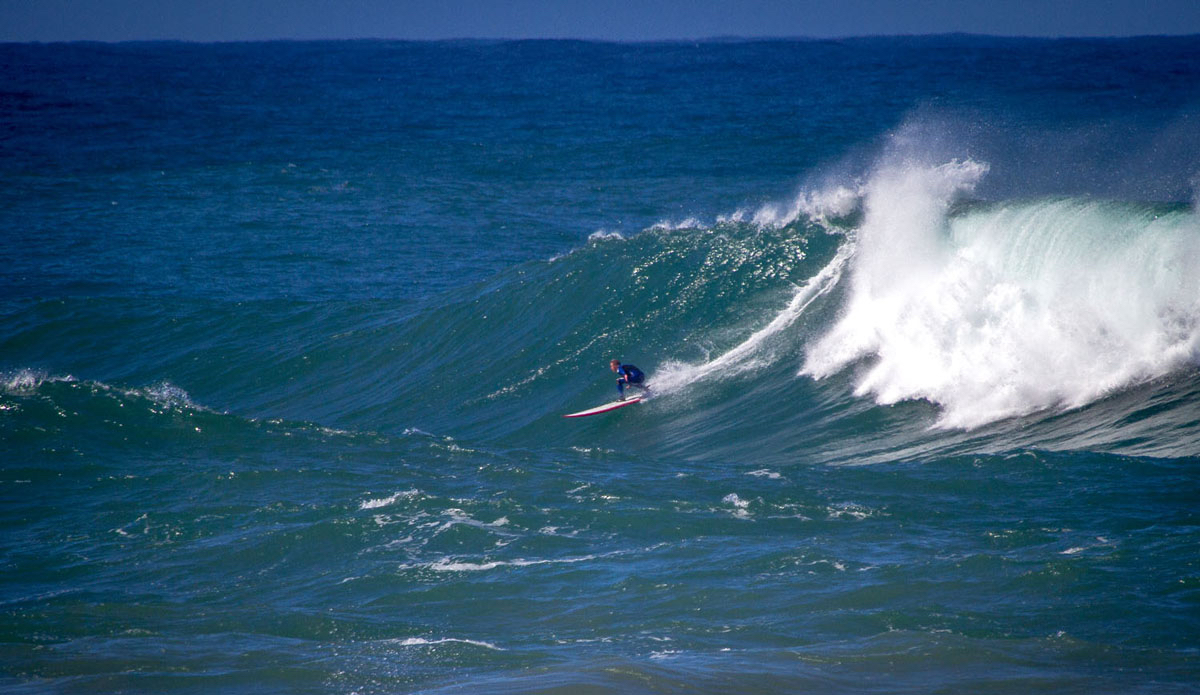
803,160 -> 1200,428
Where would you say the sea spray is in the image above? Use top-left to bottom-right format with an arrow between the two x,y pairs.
720,184 -> 864,229
803,160 -> 1200,428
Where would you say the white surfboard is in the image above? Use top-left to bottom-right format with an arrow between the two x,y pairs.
563,395 -> 643,418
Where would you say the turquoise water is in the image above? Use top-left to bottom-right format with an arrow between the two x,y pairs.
2,37 -> 1200,693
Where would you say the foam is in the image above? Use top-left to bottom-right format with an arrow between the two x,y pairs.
803,156 -> 1200,428
826,502 -> 877,521
587,229 -> 625,242
389,637 -> 504,650
139,382 -> 200,410
413,545 -> 659,573
746,469 -> 783,480
722,493 -> 752,519
424,554 -> 597,572
1,369 -> 76,393
359,489 -> 421,510
649,217 -> 704,231
433,508 -> 511,533
0,371 -> 210,415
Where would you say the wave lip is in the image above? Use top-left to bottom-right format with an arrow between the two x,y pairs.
721,184 -> 863,229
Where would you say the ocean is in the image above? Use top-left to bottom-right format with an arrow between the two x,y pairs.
2,36 -> 1199,693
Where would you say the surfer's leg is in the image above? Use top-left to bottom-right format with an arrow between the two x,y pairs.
617,379 -> 626,400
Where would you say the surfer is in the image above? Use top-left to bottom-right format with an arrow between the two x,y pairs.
610,359 -> 647,400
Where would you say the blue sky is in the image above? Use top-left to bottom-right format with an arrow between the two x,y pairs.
2,0 -> 1199,42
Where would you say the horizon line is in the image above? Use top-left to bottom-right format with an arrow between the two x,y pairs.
5,31 -> 1200,46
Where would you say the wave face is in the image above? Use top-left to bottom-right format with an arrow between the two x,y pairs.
3,38 -> 1200,695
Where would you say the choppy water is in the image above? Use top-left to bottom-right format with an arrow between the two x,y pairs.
2,37 -> 1200,694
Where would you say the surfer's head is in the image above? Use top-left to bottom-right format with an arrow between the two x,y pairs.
610,359 -> 620,372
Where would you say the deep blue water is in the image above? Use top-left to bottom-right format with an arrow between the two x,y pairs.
2,37 -> 1200,694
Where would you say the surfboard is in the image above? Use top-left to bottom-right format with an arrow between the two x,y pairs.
563,395 -> 643,418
